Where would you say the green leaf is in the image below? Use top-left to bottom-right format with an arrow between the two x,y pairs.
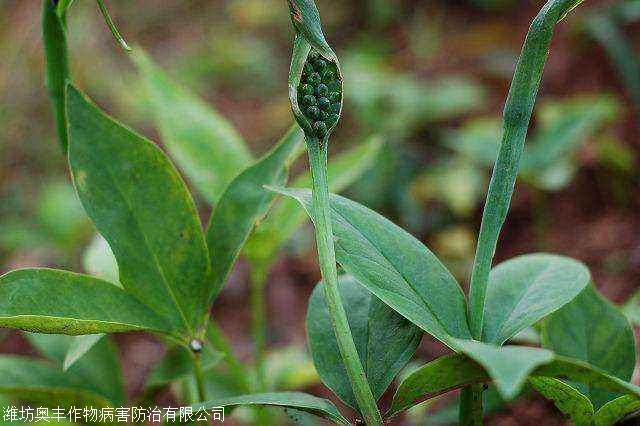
205,126 -> 304,303
0,269 -> 172,335
451,339 -> 555,400
389,354 -> 489,417
390,350 -> 640,414
541,285 -> 637,408
192,392 -> 350,425
131,49 -> 253,205
27,334 -> 124,408
42,0 -> 70,152
527,377 -> 594,425
287,0 -> 335,61
63,334 -> 105,371
0,355 -> 112,407
270,188 -> 470,346
587,14 -> 640,113
307,275 -> 422,410
245,135 -> 383,269
67,85 -> 210,334
467,0 -> 588,339
482,253 -> 590,345
594,395 -> 640,426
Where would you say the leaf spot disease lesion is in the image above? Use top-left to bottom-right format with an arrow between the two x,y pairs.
288,0 -> 302,23
75,170 -> 88,191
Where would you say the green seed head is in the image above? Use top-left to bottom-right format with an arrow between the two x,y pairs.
321,70 -> 335,83
315,59 -> 329,71
307,106 -> 320,119
297,48 -> 342,138
318,97 -> 331,111
313,121 -> 328,137
303,63 -> 314,75
301,84 -> 315,96
302,94 -> 317,106
307,72 -> 322,86
316,84 -> 329,97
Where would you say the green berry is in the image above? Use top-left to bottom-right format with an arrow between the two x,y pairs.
309,50 -> 320,61
313,121 -> 327,137
321,70 -> 335,83
307,106 -> 320,119
327,113 -> 339,126
328,81 -> 341,93
320,110 -> 329,121
303,63 -> 314,75
330,102 -> 341,113
302,95 -> 317,106
318,97 -> 331,111
307,72 -> 321,85
315,59 -> 329,71
329,92 -> 341,102
316,84 -> 329,97
301,84 -> 314,96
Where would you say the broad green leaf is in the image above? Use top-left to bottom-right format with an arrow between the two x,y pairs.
0,269 -> 172,335
390,350 -> 640,414
468,0 -> 588,339
528,377 -> 594,425
389,354 -> 488,416
42,0 -> 70,152
594,395 -> 640,426
245,135 -> 383,269
192,392 -> 349,425
63,334 -> 105,371
307,275 -> 422,410
0,355 -> 112,407
67,85 -> 210,334
482,253 -> 590,345
205,126 -> 304,303
270,188 -> 470,346
451,339 -> 554,400
541,285 -> 637,408
131,49 -> 252,205
28,334 -> 125,407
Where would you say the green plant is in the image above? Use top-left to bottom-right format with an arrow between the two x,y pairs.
2,1 -> 638,425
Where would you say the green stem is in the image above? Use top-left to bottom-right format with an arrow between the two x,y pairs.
193,352 -> 207,402
459,385 -> 483,425
467,0 -> 580,339
250,265 -> 268,393
307,139 -> 382,426
95,0 -> 131,51
250,265 -> 272,426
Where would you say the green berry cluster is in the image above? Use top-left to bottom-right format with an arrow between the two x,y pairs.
298,49 -> 342,138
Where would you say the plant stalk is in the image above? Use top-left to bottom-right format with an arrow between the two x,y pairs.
193,352 -> 207,402
460,385 -> 483,425
206,322 -> 252,392
250,265 -> 268,394
307,140 -> 382,426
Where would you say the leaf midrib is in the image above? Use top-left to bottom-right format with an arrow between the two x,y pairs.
98,148 -> 193,334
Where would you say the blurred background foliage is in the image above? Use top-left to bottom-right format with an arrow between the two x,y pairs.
0,0 -> 639,423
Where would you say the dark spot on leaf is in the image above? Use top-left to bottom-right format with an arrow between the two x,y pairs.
288,0 -> 302,22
